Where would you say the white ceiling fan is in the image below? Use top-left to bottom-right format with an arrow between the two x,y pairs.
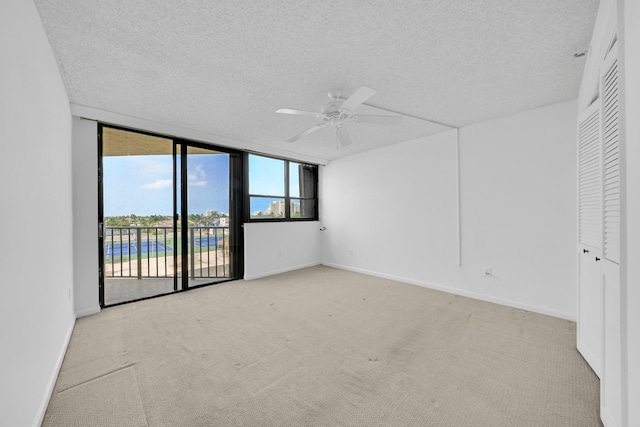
276,86 -> 402,147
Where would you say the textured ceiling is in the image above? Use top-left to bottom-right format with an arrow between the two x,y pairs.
34,0 -> 599,163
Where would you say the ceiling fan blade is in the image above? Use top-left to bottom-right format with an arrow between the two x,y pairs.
340,86 -> 377,112
276,108 -> 323,117
336,126 -> 352,147
351,114 -> 402,125
287,123 -> 327,143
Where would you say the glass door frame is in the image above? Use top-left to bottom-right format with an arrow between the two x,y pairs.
98,124 -> 244,308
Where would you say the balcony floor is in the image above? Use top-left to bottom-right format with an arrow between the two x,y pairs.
105,266 -> 231,306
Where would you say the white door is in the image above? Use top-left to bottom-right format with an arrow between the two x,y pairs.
600,43 -> 622,427
577,100 -> 603,376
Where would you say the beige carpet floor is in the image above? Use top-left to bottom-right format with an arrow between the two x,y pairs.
43,266 -> 601,426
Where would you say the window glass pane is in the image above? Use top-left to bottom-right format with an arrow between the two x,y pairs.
250,197 -> 285,219
186,149 -> 231,285
291,199 -> 316,219
102,127 -> 177,304
249,155 -> 284,196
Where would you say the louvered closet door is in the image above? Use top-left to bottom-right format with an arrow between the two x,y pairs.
579,103 -> 602,249
600,44 -> 622,427
602,52 -> 620,264
576,99 -> 603,377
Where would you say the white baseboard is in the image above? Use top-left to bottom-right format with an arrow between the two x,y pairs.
322,262 -> 576,321
33,316 -> 75,427
244,261 -> 321,281
75,306 -> 101,318
601,406 -> 618,427
577,338 -> 602,378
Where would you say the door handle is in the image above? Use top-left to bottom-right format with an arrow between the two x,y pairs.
595,257 -> 600,261
583,249 -> 589,253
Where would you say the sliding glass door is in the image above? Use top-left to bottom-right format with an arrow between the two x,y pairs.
185,146 -> 231,288
99,126 -> 241,307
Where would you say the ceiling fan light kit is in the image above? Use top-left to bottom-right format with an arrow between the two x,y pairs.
276,86 -> 402,147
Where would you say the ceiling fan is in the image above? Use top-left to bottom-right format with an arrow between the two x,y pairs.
276,86 -> 402,147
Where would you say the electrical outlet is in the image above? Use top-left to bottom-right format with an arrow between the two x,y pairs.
484,267 -> 492,276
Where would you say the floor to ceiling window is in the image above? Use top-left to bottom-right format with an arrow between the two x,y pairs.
99,125 -> 243,306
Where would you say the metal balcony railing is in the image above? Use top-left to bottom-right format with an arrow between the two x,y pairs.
104,226 -> 230,279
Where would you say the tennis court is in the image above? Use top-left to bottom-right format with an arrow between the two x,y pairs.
105,237 -> 224,258
104,241 -> 172,258
193,236 -> 225,248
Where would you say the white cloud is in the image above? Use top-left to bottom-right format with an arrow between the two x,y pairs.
188,164 -> 208,187
138,164 -> 208,189
141,179 -> 172,189
132,157 -> 173,179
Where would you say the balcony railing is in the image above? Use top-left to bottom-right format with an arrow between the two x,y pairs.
104,226 -> 230,279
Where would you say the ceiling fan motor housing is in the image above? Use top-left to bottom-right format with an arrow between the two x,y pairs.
321,100 -> 349,125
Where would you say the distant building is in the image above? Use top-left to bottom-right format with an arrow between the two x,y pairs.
268,201 -> 299,217
269,201 -> 285,217
205,210 -> 217,217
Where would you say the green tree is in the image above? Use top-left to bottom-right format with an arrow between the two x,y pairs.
105,216 -> 129,227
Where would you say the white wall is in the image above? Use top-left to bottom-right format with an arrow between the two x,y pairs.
322,100 -> 577,320
321,131 -> 461,287
244,222 -> 322,280
72,117 -> 100,317
620,0 -> 640,425
0,1 -> 75,426
458,100 -> 577,319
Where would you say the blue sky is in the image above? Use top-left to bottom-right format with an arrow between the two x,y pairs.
248,155 -> 299,212
248,155 -> 299,195
104,153 -> 296,216
104,153 -> 230,216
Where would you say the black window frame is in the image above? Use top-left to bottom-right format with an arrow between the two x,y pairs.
244,153 -> 319,222
97,123 -> 246,308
